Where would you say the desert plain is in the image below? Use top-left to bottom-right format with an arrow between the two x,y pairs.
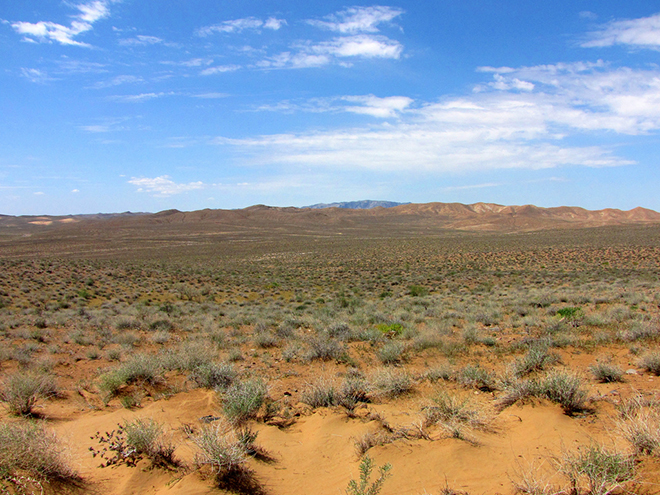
1,202 -> 660,495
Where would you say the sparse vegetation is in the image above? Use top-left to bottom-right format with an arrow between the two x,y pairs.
0,421 -> 78,481
345,455 -> 392,495
0,217 -> 659,494
0,371 -> 57,415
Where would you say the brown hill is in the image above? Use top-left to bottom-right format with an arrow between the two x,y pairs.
2,202 -> 659,237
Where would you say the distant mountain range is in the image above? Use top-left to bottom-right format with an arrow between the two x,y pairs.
304,200 -> 409,209
1,202 -> 660,238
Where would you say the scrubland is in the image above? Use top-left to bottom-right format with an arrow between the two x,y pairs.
0,224 -> 660,494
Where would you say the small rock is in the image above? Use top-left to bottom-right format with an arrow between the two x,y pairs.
625,369 -> 638,375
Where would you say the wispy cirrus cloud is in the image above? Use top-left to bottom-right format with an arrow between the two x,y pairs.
92,74 -> 143,89
256,34 -> 403,69
20,68 -> 54,83
196,17 -> 286,36
200,64 -> 241,76
582,12 -> 660,48
257,94 -> 412,118
254,6 -> 404,70
128,176 -> 205,196
306,6 -> 404,33
118,35 -> 163,46
215,61 -> 660,173
10,0 -> 112,47
309,34 -> 403,59
110,91 -> 176,102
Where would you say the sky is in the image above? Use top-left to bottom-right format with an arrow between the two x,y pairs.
2,1 -> 660,215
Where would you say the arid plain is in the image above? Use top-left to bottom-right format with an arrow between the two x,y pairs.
1,202 -> 660,495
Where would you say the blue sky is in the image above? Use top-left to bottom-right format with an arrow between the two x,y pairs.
2,1 -> 660,215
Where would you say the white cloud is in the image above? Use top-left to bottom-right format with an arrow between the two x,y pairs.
311,35 -> 403,59
80,124 -> 112,133
111,92 -> 176,102
257,34 -> 403,70
200,64 -> 241,76
342,95 -> 413,118
197,17 -> 286,36
214,61 -> 660,173
20,68 -> 53,83
443,182 -> 504,191
92,75 -> 143,89
56,59 -> 107,74
264,17 -> 287,30
307,6 -> 404,34
128,176 -> 205,196
192,92 -> 229,99
582,12 -> 660,48
119,35 -> 163,46
179,58 -> 214,67
72,189 -> 80,193
11,0 -> 111,47
256,95 -> 412,118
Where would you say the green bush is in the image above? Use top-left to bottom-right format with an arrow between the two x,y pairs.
222,379 -> 267,423
191,420 -> 246,474
346,455 -> 392,495
123,418 -> 176,465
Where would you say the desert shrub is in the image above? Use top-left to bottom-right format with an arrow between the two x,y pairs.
589,362 -> 624,383
190,420 -> 246,474
512,343 -> 559,377
106,348 -> 122,361
424,391 -> 493,441
354,430 -> 394,457
457,364 -> 497,392
408,285 -> 429,297
114,316 -> 141,331
345,455 -> 392,495
538,370 -> 589,415
304,335 -> 344,362
113,331 -> 140,347
253,331 -> 279,348
326,322 -> 352,341
375,323 -> 404,337
281,344 -> 299,362
122,418 -> 176,465
149,318 -> 174,332
377,341 -> 406,365
499,370 -> 588,415
555,443 -> 635,495
618,410 -> 660,456
425,391 -> 490,427
424,365 -> 454,382
0,371 -> 57,416
370,368 -> 413,398
98,353 -> 163,398
339,374 -> 370,410
117,353 -> 163,383
640,352 -> 660,375
497,377 -> 539,410
301,377 -> 338,408
190,362 -> 236,391
169,341 -> 215,371
151,331 -> 170,344
0,421 -> 78,481
222,379 -> 267,423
